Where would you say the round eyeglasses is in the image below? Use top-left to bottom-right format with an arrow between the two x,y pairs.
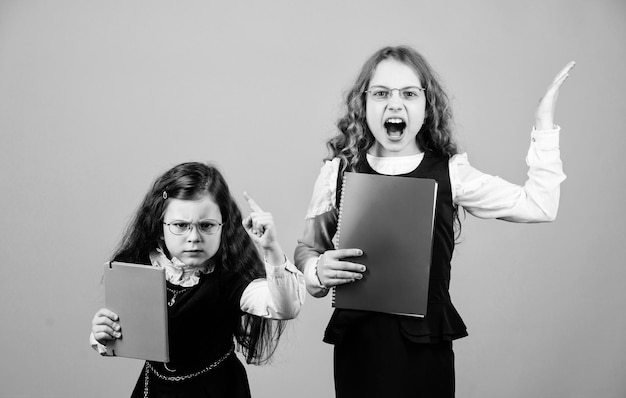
163,220 -> 224,236
364,85 -> 426,101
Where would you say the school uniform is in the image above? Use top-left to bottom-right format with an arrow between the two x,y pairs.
294,127 -> 565,397
91,249 -> 305,397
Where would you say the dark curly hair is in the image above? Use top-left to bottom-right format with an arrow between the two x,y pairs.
112,162 -> 285,364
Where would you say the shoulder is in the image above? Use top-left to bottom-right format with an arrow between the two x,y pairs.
319,157 -> 341,178
305,158 -> 341,219
449,152 -> 470,168
448,153 -> 472,199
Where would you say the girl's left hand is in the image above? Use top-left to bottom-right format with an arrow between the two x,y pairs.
242,192 -> 285,265
535,61 -> 576,130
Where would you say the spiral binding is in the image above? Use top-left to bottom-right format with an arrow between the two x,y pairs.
332,174 -> 349,306
334,174 -> 348,249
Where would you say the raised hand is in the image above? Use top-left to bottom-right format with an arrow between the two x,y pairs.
242,192 -> 285,265
535,61 -> 576,130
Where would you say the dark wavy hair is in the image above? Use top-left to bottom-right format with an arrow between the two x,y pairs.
327,45 -> 459,168
113,162 -> 285,364
328,45 -> 463,236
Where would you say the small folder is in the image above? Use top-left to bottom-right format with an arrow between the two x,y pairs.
104,261 -> 169,362
333,172 -> 437,317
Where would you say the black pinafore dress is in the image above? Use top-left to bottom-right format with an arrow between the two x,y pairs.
327,151 -> 468,398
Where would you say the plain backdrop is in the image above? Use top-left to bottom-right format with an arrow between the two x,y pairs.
1,1 -> 625,397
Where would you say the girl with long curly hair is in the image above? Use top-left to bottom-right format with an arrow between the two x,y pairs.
294,45 -> 574,397
91,162 -> 304,397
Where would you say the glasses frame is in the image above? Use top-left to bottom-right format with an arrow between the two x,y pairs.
364,85 -> 426,102
163,219 -> 224,236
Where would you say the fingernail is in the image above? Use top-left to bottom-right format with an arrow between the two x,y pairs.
361,266 -> 366,272
356,274 -> 363,279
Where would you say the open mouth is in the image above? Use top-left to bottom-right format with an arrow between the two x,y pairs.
384,118 -> 406,139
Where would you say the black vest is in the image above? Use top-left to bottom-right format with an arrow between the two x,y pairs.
324,151 -> 468,344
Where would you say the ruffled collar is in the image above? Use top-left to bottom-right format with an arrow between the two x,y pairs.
149,248 -> 214,287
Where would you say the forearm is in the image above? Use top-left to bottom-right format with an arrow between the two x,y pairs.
294,212 -> 338,297
262,241 -> 288,267
453,127 -> 566,222
295,158 -> 341,297
295,243 -> 328,298
240,258 -> 305,319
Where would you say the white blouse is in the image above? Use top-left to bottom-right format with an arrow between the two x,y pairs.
305,126 -> 565,222
299,126 -> 565,295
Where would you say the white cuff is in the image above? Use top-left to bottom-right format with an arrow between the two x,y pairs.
304,255 -> 330,297
89,332 -> 110,356
531,125 -> 560,150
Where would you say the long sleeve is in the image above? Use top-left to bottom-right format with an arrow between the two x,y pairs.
239,258 -> 305,319
450,126 -> 566,222
89,332 -> 111,356
293,126 -> 565,300
294,159 -> 341,297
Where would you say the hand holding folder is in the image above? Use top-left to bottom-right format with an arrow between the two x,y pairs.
315,248 -> 366,288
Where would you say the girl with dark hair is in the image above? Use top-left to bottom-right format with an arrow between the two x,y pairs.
294,45 -> 574,397
91,162 -> 304,397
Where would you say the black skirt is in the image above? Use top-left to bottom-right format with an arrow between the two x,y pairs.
333,313 -> 455,398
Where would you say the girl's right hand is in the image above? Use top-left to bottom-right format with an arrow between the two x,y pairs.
91,308 -> 121,345
316,249 -> 366,287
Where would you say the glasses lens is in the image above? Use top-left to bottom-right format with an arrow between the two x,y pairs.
169,221 -> 190,235
198,220 -> 221,235
368,86 -> 390,101
401,88 -> 422,100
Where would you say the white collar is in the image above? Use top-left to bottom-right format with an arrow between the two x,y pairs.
149,248 -> 214,287
365,152 -> 424,175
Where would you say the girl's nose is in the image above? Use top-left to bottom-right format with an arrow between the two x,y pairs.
186,225 -> 202,241
387,91 -> 403,110
387,101 -> 403,111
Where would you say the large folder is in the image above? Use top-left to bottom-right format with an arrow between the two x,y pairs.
104,261 -> 169,362
333,172 -> 437,317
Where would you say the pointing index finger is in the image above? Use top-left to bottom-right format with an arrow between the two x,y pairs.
243,191 -> 264,212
